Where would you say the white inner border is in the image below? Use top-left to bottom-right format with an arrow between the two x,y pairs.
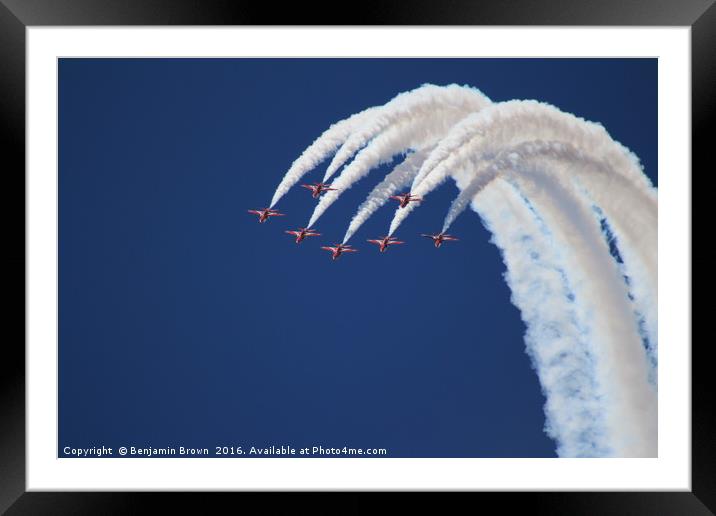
27,27 -> 691,491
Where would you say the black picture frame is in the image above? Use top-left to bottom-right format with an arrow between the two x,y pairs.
1,0 -> 709,513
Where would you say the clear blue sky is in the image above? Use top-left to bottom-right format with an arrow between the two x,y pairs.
58,58 -> 656,457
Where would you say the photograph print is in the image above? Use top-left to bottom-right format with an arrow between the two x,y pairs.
59,57 -> 657,459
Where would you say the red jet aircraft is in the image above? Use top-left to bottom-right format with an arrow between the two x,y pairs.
247,208 -> 285,223
285,227 -> 321,243
301,182 -> 337,198
367,236 -> 405,253
421,232 -> 459,248
389,192 -> 422,208
321,243 -> 358,260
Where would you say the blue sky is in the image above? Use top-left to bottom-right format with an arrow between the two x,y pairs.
58,58 -> 656,457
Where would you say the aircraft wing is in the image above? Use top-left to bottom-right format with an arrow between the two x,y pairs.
268,212 -> 285,216
321,246 -> 336,252
247,210 -> 262,215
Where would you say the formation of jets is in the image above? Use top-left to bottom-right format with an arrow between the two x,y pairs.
248,187 -> 458,260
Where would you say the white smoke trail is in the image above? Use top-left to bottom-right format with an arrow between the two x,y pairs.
392,99 -> 657,236
342,147 -> 433,244
443,141 -> 657,366
496,163 -> 657,456
307,107 -> 476,228
442,167 -> 498,233
472,179 -> 610,457
442,140 -> 657,279
269,106 -> 380,208
322,84 -> 491,183
574,185 -> 658,378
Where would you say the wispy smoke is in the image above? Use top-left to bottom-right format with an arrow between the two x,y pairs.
322,84 -> 491,182
390,100 -> 656,236
444,141 -> 658,371
343,147 -> 433,244
307,106 -> 480,228
502,163 -> 656,456
473,180 -> 611,456
269,106 -> 380,208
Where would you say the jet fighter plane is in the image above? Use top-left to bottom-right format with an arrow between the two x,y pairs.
421,232 -> 459,248
389,192 -> 422,208
320,243 -> 358,260
366,236 -> 405,253
285,227 -> 321,243
301,182 -> 337,199
248,208 -> 285,223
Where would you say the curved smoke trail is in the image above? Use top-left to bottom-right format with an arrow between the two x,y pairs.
343,147 -> 433,244
501,163 -> 656,456
307,105 -> 483,228
386,103 -> 658,374
269,106 -> 380,208
267,85 -> 657,457
443,141 -> 657,367
472,179 -> 610,457
390,100 -> 656,236
322,84 -> 491,183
